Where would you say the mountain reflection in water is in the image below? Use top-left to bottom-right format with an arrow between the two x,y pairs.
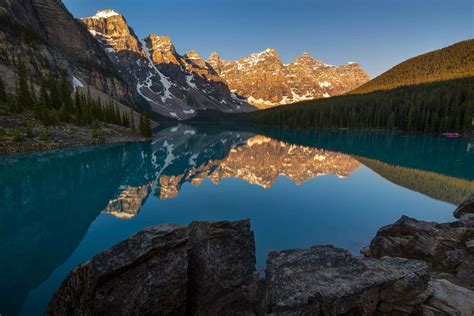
103,128 -> 361,219
0,125 -> 473,316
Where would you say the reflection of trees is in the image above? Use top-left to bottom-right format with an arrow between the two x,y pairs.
358,157 -> 474,205
258,128 -> 474,181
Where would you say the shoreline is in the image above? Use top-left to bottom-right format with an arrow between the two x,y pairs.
0,115 -> 145,156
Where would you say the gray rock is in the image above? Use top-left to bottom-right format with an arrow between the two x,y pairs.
47,220 -> 257,316
47,217 -> 474,316
454,195 -> 474,221
366,215 -> 474,288
47,224 -> 189,316
368,215 -> 440,259
186,220 -> 257,315
261,245 -> 429,315
419,279 -> 474,316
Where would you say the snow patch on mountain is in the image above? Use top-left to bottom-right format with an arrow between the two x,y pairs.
72,76 -> 84,92
186,74 -> 197,89
92,10 -> 119,19
140,38 -> 174,102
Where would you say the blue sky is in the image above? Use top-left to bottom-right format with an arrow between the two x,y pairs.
64,0 -> 473,77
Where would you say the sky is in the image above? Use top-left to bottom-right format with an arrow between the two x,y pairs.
63,0 -> 473,77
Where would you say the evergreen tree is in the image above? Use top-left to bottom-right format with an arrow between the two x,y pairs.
139,113 -> 145,137
74,90 -> 83,125
60,73 -> 73,112
39,128 -> 49,141
13,127 -> 23,142
0,76 -> 6,102
48,73 -> 61,109
29,77 -> 37,105
37,78 -> 51,125
91,119 -> 98,138
25,122 -> 33,138
130,109 -> 135,132
15,60 -> 31,113
141,113 -> 152,138
253,77 -> 474,134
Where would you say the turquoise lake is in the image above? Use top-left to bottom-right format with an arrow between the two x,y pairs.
1,126 -> 473,316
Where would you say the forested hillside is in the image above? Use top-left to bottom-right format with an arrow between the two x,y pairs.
252,77 -> 474,133
351,40 -> 474,94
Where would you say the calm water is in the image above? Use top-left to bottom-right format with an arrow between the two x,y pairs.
1,125 -> 473,316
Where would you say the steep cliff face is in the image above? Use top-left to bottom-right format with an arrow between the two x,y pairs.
207,49 -> 371,109
0,1 -> 131,102
81,10 -> 252,120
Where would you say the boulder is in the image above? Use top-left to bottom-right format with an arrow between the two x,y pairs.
47,224 -> 189,316
365,215 -> 474,288
48,218 -> 474,316
454,195 -> 474,221
419,279 -> 474,316
186,220 -> 257,315
261,245 -> 430,315
366,215 -> 440,259
47,220 -> 257,316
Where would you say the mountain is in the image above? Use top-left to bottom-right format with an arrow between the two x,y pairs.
0,2 -> 369,119
206,49 -> 370,109
0,1 -> 132,103
252,40 -> 474,134
352,39 -> 474,94
81,10 -> 252,120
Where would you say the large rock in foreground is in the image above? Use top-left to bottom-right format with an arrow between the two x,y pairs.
186,220 -> 257,315
47,225 -> 189,315
47,220 -> 256,316
48,218 -> 473,315
454,194 -> 474,221
420,279 -> 474,315
261,245 -> 430,315
364,215 -> 474,289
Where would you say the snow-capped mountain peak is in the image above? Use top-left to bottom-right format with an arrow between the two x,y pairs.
92,9 -> 120,19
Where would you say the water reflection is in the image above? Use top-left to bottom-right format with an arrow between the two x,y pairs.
0,125 -> 473,315
102,129 -> 361,219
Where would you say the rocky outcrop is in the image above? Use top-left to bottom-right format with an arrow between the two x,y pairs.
186,220 -> 257,315
0,0 -> 131,103
47,224 -> 189,315
261,245 -> 430,315
81,11 -> 252,120
206,49 -> 370,109
420,279 -> 474,315
47,220 -> 257,316
47,218 -> 473,315
454,194 -> 474,221
146,34 -> 182,65
364,196 -> 474,291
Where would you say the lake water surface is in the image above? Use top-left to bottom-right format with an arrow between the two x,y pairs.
1,125 -> 473,316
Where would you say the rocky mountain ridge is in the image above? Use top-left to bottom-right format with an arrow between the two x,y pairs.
0,2 -> 370,120
207,48 -> 370,109
0,1 -> 132,105
80,8 -> 370,114
81,10 -> 252,120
